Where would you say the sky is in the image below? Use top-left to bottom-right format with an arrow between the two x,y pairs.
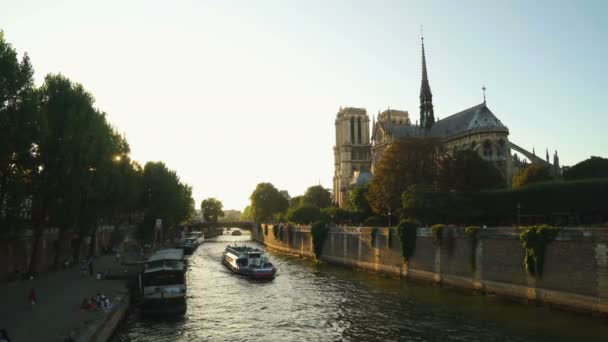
2,0 -> 607,210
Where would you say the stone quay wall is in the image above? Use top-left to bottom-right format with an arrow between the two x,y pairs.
251,224 -> 608,315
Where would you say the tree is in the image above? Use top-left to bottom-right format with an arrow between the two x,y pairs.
289,195 -> 302,208
0,32 -> 40,236
286,204 -> 322,224
440,150 -> 505,192
348,184 -> 372,218
368,138 -> 444,214
200,198 -> 224,223
139,162 -> 194,240
301,185 -> 332,208
241,206 -> 253,221
512,164 -> 552,188
249,182 -> 289,222
564,156 -> 608,181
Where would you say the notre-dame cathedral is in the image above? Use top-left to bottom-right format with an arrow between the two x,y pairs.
333,36 -> 560,208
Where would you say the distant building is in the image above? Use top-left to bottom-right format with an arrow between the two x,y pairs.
332,35 -> 560,208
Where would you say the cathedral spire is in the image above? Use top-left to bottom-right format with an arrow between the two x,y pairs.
419,31 -> 434,130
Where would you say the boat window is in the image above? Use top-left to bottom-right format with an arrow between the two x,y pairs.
237,258 -> 248,266
250,253 -> 261,258
142,271 -> 184,286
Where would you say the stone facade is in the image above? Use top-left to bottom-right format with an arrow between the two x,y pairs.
333,107 -> 372,207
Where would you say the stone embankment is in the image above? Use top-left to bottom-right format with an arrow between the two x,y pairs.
252,224 -> 608,316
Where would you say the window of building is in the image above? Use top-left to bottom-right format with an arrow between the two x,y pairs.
350,117 -> 355,144
357,117 -> 362,144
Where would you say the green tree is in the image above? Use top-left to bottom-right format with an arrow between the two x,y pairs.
368,138 -> 444,215
201,198 -> 224,223
301,185 -> 332,208
321,206 -> 351,224
563,156 -> 608,181
289,195 -> 302,208
512,163 -> 552,188
139,162 -> 194,240
348,184 -> 372,218
241,205 -> 253,221
0,31 -> 40,236
249,182 -> 289,222
286,204 -> 322,224
440,150 -> 505,192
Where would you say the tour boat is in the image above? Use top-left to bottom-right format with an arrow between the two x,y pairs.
182,231 -> 205,255
222,245 -> 277,280
138,248 -> 187,315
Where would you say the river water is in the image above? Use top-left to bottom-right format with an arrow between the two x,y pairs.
114,232 -> 607,342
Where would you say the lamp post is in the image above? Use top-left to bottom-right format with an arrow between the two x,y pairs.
388,209 -> 392,229
517,202 -> 521,227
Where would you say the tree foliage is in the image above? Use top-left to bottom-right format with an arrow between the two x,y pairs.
368,138 -> 444,215
440,150 -> 504,192
0,33 -> 194,266
286,204 -> 322,224
564,156 -> 608,181
348,184 -> 372,218
512,163 -> 552,188
200,198 -> 224,223
301,185 -> 332,209
249,182 -> 289,222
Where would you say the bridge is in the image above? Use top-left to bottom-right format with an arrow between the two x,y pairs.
186,221 -> 254,230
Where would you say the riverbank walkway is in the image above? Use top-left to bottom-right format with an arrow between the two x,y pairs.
0,253 -> 139,342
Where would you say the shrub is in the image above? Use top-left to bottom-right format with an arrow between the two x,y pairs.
396,219 -> 420,262
519,225 -> 562,277
311,220 -> 329,259
431,224 -> 445,245
464,226 -> 480,271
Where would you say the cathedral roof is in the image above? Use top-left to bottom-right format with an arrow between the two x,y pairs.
428,103 -> 508,138
349,171 -> 373,187
372,102 -> 508,141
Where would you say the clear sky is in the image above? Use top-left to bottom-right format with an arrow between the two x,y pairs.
2,0 -> 607,211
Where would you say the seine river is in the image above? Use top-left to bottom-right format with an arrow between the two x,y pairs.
114,232 -> 607,342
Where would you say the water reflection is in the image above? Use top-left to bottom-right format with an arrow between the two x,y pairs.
114,234 -> 607,342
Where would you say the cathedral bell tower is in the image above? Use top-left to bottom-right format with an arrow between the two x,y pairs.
333,107 -> 372,208
419,34 -> 435,130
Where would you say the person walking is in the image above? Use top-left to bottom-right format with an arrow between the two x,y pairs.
88,258 -> 94,276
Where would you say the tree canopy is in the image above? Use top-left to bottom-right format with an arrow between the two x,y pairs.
367,138 -> 444,214
0,32 -> 194,266
512,163 -> 552,188
201,198 -> 224,223
286,204 -> 322,224
564,156 -> 608,181
301,185 -> 332,209
440,150 -> 505,192
249,182 -> 289,222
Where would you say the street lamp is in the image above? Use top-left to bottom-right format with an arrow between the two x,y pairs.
388,209 -> 392,228
517,202 -> 522,226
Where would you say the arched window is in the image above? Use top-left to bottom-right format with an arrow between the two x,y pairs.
357,117 -> 362,144
483,140 -> 493,157
350,117 -> 355,144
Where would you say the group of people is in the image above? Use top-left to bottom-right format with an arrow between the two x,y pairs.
79,292 -> 112,312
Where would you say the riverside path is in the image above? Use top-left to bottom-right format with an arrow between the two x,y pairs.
0,254 -> 136,341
